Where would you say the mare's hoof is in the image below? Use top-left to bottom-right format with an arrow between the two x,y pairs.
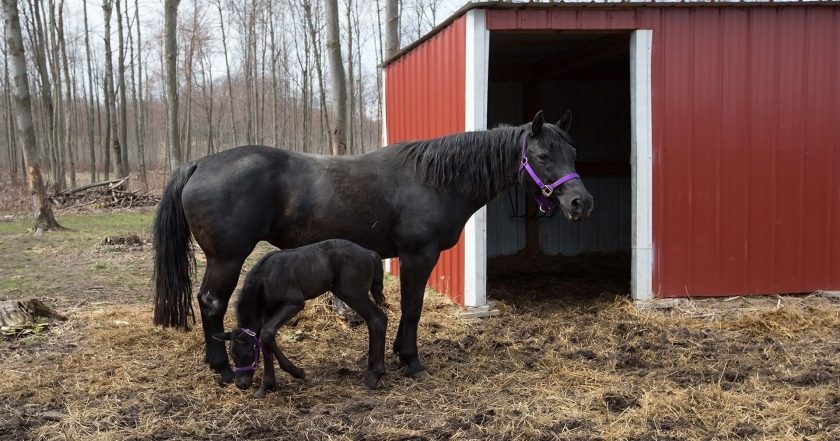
407,368 -> 428,379
402,358 -> 427,379
364,372 -> 384,390
254,389 -> 268,399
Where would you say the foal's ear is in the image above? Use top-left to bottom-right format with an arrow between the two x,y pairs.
531,110 -> 545,136
212,332 -> 232,342
557,110 -> 573,133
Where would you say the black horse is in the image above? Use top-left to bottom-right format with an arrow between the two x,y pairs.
213,239 -> 387,398
153,111 -> 593,383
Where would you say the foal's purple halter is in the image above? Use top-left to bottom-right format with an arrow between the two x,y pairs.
520,135 -> 581,212
231,328 -> 265,374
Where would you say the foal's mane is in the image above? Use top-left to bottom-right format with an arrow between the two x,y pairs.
398,125 -> 526,200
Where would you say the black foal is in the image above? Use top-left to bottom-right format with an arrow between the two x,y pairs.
213,239 -> 387,398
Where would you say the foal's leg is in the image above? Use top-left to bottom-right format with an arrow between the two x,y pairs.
334,286 -> 388,389
197,256 -> 247,384
254,302 -> 305,399
393,250 -> 439,377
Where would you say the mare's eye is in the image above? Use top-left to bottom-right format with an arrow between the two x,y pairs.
537,153 -> 549,161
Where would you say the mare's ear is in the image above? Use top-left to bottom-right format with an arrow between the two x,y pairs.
530,110 -> 545,136
557,110 -> 573,132
212,332 -> 232,342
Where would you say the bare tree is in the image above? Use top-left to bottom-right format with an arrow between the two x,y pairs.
57,0 -> 76,188
115,0 -> 128,177
164,0 -> 182,170
103,0 -> 123,178
83,0 -> 96,182
133,0 -> 147,187
302,0 -> 330,149
214,0 -> 237,147
325,0 -> 347,155
385,0 -> 399,58
2,34 -> 21,182
3,0 -> 61,232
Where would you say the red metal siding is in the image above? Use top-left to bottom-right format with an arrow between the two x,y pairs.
486,6 -> 840,297
384,17 -> 466,304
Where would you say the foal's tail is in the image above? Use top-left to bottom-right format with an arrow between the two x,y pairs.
153,163 -> 198,330
370,253 -> 385,306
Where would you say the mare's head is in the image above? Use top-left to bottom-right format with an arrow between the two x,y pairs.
213,328 -> 261,390
520,110 -> 594,221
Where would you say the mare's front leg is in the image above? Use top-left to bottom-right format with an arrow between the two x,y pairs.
198,257 -> 246,384
393,250 -> 439,378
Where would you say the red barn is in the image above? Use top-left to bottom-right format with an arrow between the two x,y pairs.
382,1 -> 840,307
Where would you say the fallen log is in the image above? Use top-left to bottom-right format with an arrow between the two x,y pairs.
0,298 -> 67,328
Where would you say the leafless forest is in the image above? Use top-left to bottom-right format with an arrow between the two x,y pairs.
0,0 -> 449,193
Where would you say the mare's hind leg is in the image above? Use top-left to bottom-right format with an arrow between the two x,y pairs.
198,257 -> 247,384
334,286 -> 388,389
393,250 -> 439,378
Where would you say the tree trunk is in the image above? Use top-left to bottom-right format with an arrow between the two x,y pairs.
269,0 -> 278,147
83,0 -> 97,182
345,0 -> 355,154
3,0 -> 61,232
3,43 -> 20,182
103,0 -> 122,179
325,0 -> 347,156
133,0 -> 147,188
29,0 -> 57,187
48,0 -> 67,190
115,0 -> 128,178
385,0 -> 399,58
164,0 -> 182,170
302,0 -> 330,149
57,0 -> 76,188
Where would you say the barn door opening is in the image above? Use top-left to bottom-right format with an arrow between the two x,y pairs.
484,30 -> 635,304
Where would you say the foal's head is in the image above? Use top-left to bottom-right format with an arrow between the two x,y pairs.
520,111 -> 594,221
213,328 -> 262,390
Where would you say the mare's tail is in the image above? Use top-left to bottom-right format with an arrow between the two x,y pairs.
370,253 -> 385,306
153,163 -> 198,330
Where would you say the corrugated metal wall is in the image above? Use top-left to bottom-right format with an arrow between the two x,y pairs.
487,5 -> 840,297
384,17 -> 467,303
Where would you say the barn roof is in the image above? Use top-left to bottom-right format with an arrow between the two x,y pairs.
381,0 -> 834,67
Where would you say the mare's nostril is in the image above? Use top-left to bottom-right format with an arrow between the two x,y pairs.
571,197 -> 583,210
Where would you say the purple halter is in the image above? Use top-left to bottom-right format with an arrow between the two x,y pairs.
231,328 -> 265,374
520,135 -> 581,212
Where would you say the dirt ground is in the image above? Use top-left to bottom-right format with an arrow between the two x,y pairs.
1,210 -> 839,440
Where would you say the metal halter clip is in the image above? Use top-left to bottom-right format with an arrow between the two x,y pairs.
521,157 -> 528,166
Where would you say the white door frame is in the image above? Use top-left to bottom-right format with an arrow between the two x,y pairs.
463,9 -> 490,308
630,30 -> 654,301
461,21 -> 655,306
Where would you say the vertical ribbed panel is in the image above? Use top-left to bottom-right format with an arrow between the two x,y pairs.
484,6 -> 840,297
384,17 -> 466,304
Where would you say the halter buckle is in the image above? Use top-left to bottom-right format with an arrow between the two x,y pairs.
521,157 -> 528,166
541,185 -> 554,197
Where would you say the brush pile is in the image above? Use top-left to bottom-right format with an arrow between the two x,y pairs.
49,178 -> 159,210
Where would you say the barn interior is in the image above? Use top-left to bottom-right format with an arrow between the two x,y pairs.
485,31 -> 632,302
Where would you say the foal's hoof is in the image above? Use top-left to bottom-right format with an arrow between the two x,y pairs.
254,389 -> 269,399
216,368 -> 234,386
407,368 -> 428,379
290,367 -> 306,380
